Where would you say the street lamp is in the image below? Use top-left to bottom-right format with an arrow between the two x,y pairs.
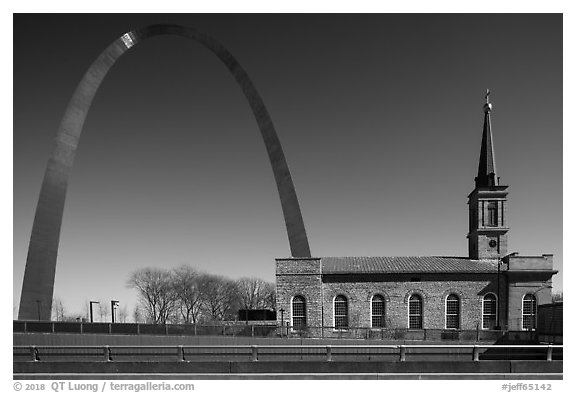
111,300 -> 119,323
279,308 -> 285,337
529,284 -> 553,333
89,301 -> 99,323
496,252 -> 517,330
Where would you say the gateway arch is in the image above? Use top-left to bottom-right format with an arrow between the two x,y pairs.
18,24 -> 311,321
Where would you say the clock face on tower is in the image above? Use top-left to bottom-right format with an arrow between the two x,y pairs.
489,239 -> 497,248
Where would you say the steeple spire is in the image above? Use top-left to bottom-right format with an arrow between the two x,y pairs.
468,90 -> 508,260
475,89 -> 498,188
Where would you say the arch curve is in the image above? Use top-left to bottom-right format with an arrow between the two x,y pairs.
18,24 -> 311,320
403,289 -> 428,303
440,288 -> 465,300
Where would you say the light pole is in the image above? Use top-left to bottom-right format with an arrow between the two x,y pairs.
496,252 -> 517,330
529,284 -> 553,334
111,300 -> 119,323
279,308 -> 285,337
89,301 -> 99,323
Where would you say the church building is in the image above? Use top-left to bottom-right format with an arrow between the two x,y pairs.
275,93 -> 557,337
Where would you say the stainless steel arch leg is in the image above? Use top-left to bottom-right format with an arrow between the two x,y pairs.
18,25 -> 311,321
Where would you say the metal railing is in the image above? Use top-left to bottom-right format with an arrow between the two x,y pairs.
14,344 -> 562,363
13,320 -> 277,337
284,326 -> 506,341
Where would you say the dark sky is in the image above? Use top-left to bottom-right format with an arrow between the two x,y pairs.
13,14 -> 562,317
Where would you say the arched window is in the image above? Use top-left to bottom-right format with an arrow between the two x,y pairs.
445,294 -> 460,329
408,294 -> 423,329
291,296 -> 306,330
334,295 -> 348,329
482,293 -> 497,330
487,201 -> 498,226
371,295 -> 385,328
522,294 -> 537,330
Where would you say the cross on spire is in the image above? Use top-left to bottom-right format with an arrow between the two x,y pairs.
483,88 -> 492,113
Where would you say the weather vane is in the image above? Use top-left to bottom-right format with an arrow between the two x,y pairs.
485,89 -> 491,104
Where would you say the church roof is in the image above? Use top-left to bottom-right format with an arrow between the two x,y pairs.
321,256 -> 498,274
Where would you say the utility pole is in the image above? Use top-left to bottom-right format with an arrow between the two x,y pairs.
496,252 -> 517,330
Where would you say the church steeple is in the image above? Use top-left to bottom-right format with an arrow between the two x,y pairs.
475,89 -> 498,188
467,90 -> 509,260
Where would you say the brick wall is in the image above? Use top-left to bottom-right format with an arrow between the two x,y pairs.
276,259 -> 554,337
277,259 -> 509,333
467,187 -> 509,259
275,258 -> 322,329
320,274 -> 502,331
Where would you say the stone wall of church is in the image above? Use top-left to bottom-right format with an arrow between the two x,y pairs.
276,260 -> 507,334
506,256 -> 555,331
507,280 -> 553,330
276,259 -> 554,338
319,274 -> 502,332
275,258 -> 322,330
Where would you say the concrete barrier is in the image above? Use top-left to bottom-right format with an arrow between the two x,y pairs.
511,360 -> 563,374
14,360 -> 562,375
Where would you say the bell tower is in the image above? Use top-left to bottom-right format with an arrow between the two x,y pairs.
467,90 -> 509,260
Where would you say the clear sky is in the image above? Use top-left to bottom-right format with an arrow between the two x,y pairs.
13,14 -> 562,318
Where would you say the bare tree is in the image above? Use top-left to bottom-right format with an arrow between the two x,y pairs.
51,298 -> 66,321
199,274 -> 239,321
97,301 -> 110,322
127,268 -> 178,324
117,305 -> 129,323
126,266 -> 274,323
552,291 -> 563,303
132,305 -> 144,323
263,282 -> 276,310
172,266 -> 204,324
82,301 -> 90,322
221,279 -> 240,321
236,278 -> 276,310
